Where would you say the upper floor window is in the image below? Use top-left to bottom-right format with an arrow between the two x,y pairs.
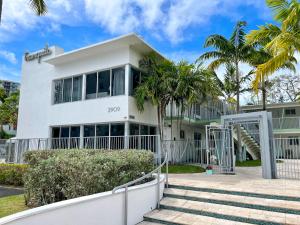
86,66 -> 125,99
285,108 -> 296,116
53,75 -> 82,104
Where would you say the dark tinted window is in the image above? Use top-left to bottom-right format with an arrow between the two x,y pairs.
111,123 -> 125,136
130,124 -> 140,135
98,70 -> 110,97
84,125 -> 95,137
72,76 -> 82,101
61,127 -> 70,138
140,125 -> 149,135
149,127 -> 156,135
130,67 -> 140,96
70,126 -> 80,137
96,124 -> 109,136
86,73 -> 97,99
52,127 -> 60,138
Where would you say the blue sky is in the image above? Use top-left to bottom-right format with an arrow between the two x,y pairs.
0,0 -> 274,84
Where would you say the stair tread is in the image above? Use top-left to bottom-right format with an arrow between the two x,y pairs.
160,197 -> 300,224
138,222 -> 163,225
164,188 -> 300,211
145,209 -> 250,225
168,184 -> 300,199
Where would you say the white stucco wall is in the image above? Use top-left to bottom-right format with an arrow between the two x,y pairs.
17,43 -> 159,139
163,122 -> 206,141
0,175 -> 165,225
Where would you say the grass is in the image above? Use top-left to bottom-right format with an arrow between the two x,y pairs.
0,195 -> 29,218
236,160 -> 283,167
162,164 -> 205,174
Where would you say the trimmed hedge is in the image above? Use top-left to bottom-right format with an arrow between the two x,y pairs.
23,149 -> 154,207
0,164 -> 28,186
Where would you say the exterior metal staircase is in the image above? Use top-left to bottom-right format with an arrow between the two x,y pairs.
139,184 -> 300,225
234,124 -> 261,160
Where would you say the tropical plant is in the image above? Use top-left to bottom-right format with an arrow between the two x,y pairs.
198,21 -> 257,161
0,0 -> 47,23
247,48 -> 296,110
246,0 -> 300,90
211,63 -> 253,105
198,21 -> 255,113
0,90 -> 19,134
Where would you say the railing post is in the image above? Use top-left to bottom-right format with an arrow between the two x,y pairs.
157,170 -> 160,209
124,186 -> 128,225
166,157 -> 169,188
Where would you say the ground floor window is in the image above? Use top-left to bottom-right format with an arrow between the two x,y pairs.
51,122 -> 157,151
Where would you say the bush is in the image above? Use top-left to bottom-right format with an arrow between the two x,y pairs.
0,164 -> 29,186
23,149 -> 154,207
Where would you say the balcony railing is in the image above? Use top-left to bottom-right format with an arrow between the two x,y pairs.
166,100 -> 235,121
273,117 -> 300,130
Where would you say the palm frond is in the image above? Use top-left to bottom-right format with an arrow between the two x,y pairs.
203,34 -> 233,51
266,0 -> 290,21
29,0 -> 47,16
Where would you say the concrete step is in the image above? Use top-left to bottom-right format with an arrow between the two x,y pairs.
164,188 -> 300,214
144,209 -> 250,225
160,197 -> 300,224
137,221 -> 163,225
167,184 -> 300,201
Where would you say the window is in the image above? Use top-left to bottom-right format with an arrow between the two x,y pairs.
63,78 -> 72,103
130,124 -> 140,135
52,127 -> 60,138
53,80 -> 63,104
86,73 -> 97,99
98,70 -> 110,97
70,126 -> 80,137
285,108 -> 296,116
60,127 -> 70,138
51,126 -> 80,149
140,125 -> 149,135
84,125 -> 95,137
53,76 -> 83,104
111,123 -> 125,136
112,67 -> 125,96
96,124 -> 109,136
130,67 -> 141,96
72,76 -> 82,101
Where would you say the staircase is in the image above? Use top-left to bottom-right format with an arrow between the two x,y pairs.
234,126 -> 260,160
139,184 -> 300,225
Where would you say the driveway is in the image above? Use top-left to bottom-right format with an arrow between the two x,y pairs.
0,186 -> 23,198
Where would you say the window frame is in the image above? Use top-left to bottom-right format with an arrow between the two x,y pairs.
53,74 -> 83,104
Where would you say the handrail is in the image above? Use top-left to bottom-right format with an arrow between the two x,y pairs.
112,152 -> 168,225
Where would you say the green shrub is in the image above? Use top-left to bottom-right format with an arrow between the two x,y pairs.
0,164 -> 29,186
23,149 -> 154,207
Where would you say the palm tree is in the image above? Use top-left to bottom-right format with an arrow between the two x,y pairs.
0,0 -> 47,23
246,0 -> 300,90
198,21 -> 256,161
198,21 -> 255,113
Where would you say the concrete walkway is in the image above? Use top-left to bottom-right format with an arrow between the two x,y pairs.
0,186 -> 23,198
169,166 -> 300,197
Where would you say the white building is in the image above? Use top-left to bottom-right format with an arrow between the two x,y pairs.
16,33 -> 233,152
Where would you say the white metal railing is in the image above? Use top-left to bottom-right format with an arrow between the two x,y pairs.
273,117 -> 300,130
162,140 -> 207,165
274,137 -> 300,180
165,100 -> 235,121
5,135 -> 160,163
112,152 -> 168,225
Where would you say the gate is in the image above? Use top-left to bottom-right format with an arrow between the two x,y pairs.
206,125 -> 235,174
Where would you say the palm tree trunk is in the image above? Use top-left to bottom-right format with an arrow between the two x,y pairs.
262,77 -> 266,110
0,0 -> 3,23
235,59 -> 242,162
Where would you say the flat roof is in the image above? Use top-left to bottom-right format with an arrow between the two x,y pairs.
242,102 -> 300,110
45,33 -> 166,65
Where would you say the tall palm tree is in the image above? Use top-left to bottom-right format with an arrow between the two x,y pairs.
198,21 -> 256,161
246,0 -> 300,90
0,0 -> 47,23
198,21 -> 255,113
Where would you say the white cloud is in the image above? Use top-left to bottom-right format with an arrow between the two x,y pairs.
0,0 -> 270,44
0,50 -> 17,64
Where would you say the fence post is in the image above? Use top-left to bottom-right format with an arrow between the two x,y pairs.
124,186 -> 128,225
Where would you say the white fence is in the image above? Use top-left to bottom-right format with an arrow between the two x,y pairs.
273,117 -> 300,129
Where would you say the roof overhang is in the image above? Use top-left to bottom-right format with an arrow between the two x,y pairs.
45,33 -> 166,66
242,102 -> 300,111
